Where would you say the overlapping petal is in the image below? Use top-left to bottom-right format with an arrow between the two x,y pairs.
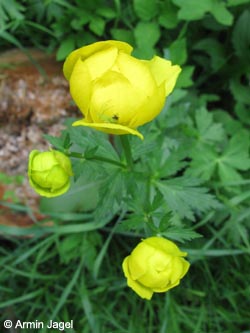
143,56 -> 182,96
64,40 -> 181,139
63,40 -> 133,80
122,237 -> 190,300
28,150 -> 73,198
69,58 -> 92,119
122,257 -> 153,300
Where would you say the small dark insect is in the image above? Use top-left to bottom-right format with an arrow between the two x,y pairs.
112,114 -> 119,121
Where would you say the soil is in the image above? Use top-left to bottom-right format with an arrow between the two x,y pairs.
0,48 -> 78,228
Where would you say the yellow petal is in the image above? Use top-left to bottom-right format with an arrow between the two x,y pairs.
138,267 -> 171,290
153,281 -> 180,293
168,257 -> 186,284
143,56 -> 181,96
122,257 -> 153,300
138,252 -> 172,289
143,237 -> 187,257
116,52 -> 156,95
88,71 -> 145,126
128,242 -> 156,280
84,46 -> 118,81
129,83 -> 166,128
72,119 -> 144,139
63,40 -> 133,80
31,151 -> 56,171
168,257 -> 190,285
69,58 -> 92,119
180,258 -> 190,278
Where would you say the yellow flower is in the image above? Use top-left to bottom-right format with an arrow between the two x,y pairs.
122,237 -> 190,300
63,40 -> 181,139
28,150 -> 73,198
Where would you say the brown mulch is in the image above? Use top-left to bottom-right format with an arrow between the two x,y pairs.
0,48 -> 78,228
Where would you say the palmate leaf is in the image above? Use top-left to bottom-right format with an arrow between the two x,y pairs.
172,0 -> 233,25
217,130 -> 250,182
222,130 -> 250,170
232,10 -> 250,63
93,169 -> 128,222
188,130 -> 250,182
194,38 -> 226,71
133,0 -> 159,21
158,0 -> 178,29
156,176 -> 220,220
195,107 -> 224,144
161,227 -> 202,243
186,146 -> 218,181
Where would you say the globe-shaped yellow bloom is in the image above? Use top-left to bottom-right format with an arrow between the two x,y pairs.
28,150 -> 73,198
63,40 -> 181,139
122,237 -> 190,300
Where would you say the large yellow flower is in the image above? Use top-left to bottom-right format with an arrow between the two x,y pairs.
63,40 -> 181,139
122,237 -> 190,300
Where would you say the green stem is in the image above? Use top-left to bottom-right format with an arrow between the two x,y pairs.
67,151 -> 125,168
119,135 -> 133,170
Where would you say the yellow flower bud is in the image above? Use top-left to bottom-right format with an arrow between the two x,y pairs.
28,150 -> 73,198
63,40 -> 181,139
122,237 -> 190,300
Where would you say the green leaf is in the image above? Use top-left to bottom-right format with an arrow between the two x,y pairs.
230,76 -> 250,105
96,6 -> 116,19
158,0 -> 179,29
149,142 -> 188,179
195,107 -> 224,144
156,177 -> 220,220
217,130 -> 250,182
40,172 -> 100,213
110,28 -> 135,45
0,0 -> 24,21
194,38 -> 226,71
169,38 -> 187,65
172,0 -> 211,21
71,9 -> 92,29
134,21 -> 160,49
210,0 -> 233,26
58,234 -> 83,264
161,227 -> 202,243
93,170 -> 127,221
56,36 -> 75,60
133,46 -> 156,59
43,134 -> 65,150
172,0 -> 233,25
187,146 -> 218,181
214,110 -> 242,136
133,0 -> 158,21
218,162 -> 243,182
68,125 -> 120,162
235,102 -> 250,126
176,66 -> 194,88
89,16 -> 105,36
134,21 -> 160,58
220,131 -> 250,171
228,0 -> 250,6
232,10 -> 250,63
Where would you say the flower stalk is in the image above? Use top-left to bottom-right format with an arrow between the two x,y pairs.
119,136 -> 134,171
67,151 -> 125,168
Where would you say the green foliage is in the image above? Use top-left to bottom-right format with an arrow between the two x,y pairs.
156,177 -> 220,220
133,0 -> 158,21
172,0 -> 234,25
1,0 -> 250,332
